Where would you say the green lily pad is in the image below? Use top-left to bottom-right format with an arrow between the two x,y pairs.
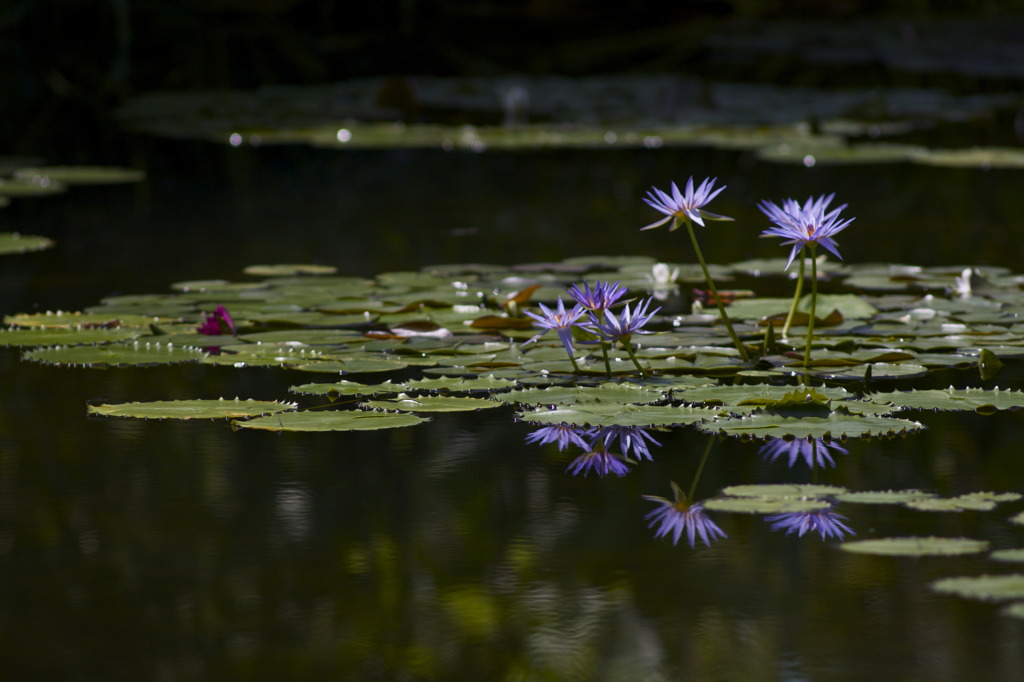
0,327 -> 146,346
361,394 -> 503,412
869,387 -> 1024,413
234,409 -> 429,432
932,574 -> 1024,601
24,342 -> 207,367
841,537 -> 989,557
991,550 -> 1024,563
497,384 -> 666,406
835,489 -> 937,505
698,410 -> 925,439
0,178 -> 66,196
1011,512 -> 1024,527
88,398 -> 296,419
243,264 -> 339,276
289,380 -> 403,397
0,232 -> 55,255
402,375 -> 519,393
703,496 -> 832,514
674,384 -> 849,407
14,165 -> 145,184
905,492 -> 1022,512
4,311 -> 160,328
517,404 -> 717,427
719,484 -> 847,498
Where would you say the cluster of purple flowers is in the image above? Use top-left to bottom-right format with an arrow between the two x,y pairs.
525,424 -> 661,477
196,305 -> 237,336
523,279 -> 660,373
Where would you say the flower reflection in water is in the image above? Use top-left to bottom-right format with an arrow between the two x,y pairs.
759,437 -> 847,469
594,425 -> 660,462
766,506 -> 855,541
565,448 -> 631,478
524,425 -> 591,451
524,424 -> 661,478
644,483 -> 727,548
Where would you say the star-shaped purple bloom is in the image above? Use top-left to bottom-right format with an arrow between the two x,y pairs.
765,507 -> 855,541
523,297 -> 586,359
585,297 -> 660,344
567,280 -> 628,312
642,177 -> 733,231
758,193 -> 855,269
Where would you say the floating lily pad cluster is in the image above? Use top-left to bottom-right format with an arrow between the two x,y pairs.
3,255 -> 1024,440
113,75 -> 1024,167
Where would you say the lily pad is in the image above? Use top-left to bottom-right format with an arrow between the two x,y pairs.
360,394 -> 503,412
402,375 -> 519,393
868,387 -> 1024,413
13,166 -> 145,184
835,489 -> 937,505
991,550 -> 1024,563
88,399 -> 297,420
289,380 -> 403,397
24,342 -> 207,367
4,311 -> 160,328
719,483 -> 847,498
905,492 -> 1022,512
497,384 -> 666,406
698,410 -> 925,439
704,496 -> 832,514
841,537 -> 989,557
517,404 -> 717,427
0,327 -> 146,347
234,409 -> 429,432
243,264 -> 339,276
932,574 -> 1024,602
0,232 -> 55,255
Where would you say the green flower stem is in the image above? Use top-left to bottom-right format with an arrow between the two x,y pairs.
567,352 -> 582,374
682,218 -> 750,362
803,244 -> 819,368
782,246 -> 807,338
600,341 -> 612,378
622,339 -> 646,377
687,436 -> 715,501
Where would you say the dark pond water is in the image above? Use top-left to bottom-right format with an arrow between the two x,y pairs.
2,141 -> 1023,680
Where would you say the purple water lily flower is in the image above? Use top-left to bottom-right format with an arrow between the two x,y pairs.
594,425 -> 661,461
759,437 -> 847,469
565,449 -> 631,477
523,297 -> 586,359
642,177 -> 733,231
766,507 -> 855,541
644,495 -> 727,548
525,425 -> 592,451
567,280 -> 628,312
585,297 -> 660,344
197,305 -> 237,336
758,193 -> 855,269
